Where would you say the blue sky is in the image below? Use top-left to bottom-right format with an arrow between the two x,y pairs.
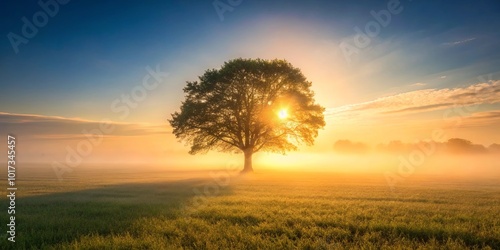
1,0 -> 500,163
1,1 -> 499,119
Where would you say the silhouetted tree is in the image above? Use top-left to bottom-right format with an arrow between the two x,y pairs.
489,143 -> 500,153
169,58 -> 325,172
446,138 -> 487,154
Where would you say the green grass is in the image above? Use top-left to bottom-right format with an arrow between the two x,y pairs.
1,165 -> 499,249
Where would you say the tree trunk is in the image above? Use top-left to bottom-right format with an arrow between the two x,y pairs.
241,149 -> 253,173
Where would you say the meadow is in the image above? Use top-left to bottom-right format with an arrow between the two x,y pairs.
0,164 -> 499,249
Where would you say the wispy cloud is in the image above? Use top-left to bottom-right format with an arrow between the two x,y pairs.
326,80 -> 500,119
382,103 -> 454,114
0,112 -> 168,139
410,82 -> 427,87
456,111 -> 500,128
442,37 -> 476,46
467,111 -> 500,120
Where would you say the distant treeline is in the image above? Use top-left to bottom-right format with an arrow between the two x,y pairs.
333,138 -> 500,155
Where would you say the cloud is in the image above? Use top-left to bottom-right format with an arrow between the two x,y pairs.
0,112 -> 168,139
326,80 -> 500,119
0,112 -> 185,164
448,92 -> 477,99
410,82 -> 427,87
456,111 -> 500,128
465,111 -> 500,120
442,37 -> 476,46
382,103 -> 454,114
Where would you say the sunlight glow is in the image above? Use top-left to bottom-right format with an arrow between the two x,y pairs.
278,109 -> 289,120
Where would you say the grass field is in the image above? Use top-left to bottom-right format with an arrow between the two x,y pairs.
1,164 -> 499,249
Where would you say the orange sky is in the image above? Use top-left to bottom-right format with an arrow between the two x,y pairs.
1,80 -> 499,170
1,16 -> 500,176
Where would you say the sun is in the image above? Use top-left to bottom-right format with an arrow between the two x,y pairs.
278,109 -> 288,120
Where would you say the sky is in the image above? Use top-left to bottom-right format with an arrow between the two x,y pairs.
1,0 -> 500,172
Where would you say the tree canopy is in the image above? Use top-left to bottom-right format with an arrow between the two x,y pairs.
169,58 -> 325,172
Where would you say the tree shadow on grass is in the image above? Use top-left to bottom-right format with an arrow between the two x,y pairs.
0,177 -> 234,249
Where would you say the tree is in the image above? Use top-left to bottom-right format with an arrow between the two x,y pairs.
169,58 -> 325,172
489,143 -> 500,153
446,138 -> 487,154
